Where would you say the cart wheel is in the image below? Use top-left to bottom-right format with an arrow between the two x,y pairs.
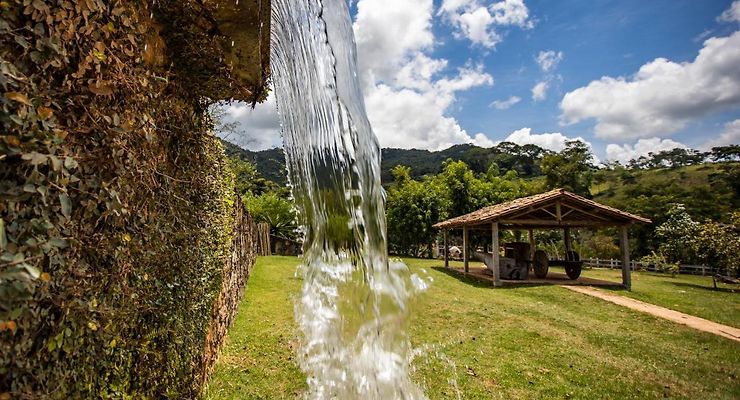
565,250 -> 580,262
565,263 -> 582,279
533,250 -> 549,279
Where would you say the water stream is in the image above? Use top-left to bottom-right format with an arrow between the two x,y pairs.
271,0 -> 427,398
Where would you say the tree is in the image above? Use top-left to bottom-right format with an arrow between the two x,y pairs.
691,213 -> 740,277
540,140 -> 594,196
229,157 -> 280,197
655,204 -> 699,264
710,145 -> 740,162
386,172 -> 449,256
244,192 -> 298,240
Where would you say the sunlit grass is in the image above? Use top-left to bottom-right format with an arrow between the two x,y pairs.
205,256 -> 740,399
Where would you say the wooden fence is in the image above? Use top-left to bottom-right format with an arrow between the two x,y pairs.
583,258 -> 711,276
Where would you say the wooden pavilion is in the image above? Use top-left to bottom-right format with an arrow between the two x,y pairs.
433,188 -> 651,289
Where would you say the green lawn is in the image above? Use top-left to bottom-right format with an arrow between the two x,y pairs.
205,256 -> 740,399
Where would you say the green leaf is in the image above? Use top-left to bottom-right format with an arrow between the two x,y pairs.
24,264 -> 41,279
21,152 -> 48,165
49,238 -> 68,248
59,194 -> 72,218
64,156 -> 78,170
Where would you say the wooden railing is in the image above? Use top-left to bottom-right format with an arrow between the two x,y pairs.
583,258 -> 711,276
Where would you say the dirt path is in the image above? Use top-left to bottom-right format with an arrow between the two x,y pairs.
562,286 -> 740,343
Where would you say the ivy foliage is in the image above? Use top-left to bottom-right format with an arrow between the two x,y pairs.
0,0 -> 259,397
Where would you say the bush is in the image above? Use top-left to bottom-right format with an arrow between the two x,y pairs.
640,252 -> 679,276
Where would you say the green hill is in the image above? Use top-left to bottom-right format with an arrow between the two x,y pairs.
222,140 -> 551,184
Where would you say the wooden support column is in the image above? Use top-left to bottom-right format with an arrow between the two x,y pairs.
443,230 -> 449,268
619,225 -> 631,290
463,226 -> 469,275
563,227 -> 572,254
492,222 -> 501,287
528,229 -> 535,264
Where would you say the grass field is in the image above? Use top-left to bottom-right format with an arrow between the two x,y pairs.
205,256 -> 740,399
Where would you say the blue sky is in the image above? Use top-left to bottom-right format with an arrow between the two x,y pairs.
223,0 -> 740,164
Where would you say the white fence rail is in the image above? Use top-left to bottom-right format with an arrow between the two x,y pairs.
583,258 -> 711,276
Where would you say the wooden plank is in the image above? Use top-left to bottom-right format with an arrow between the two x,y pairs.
555,201 -> 562,221
463,226 -> 469,275
620,225 -> 631,290
492,222 -> 501,287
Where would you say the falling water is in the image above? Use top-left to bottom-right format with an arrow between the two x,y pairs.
271,0 -> 427,398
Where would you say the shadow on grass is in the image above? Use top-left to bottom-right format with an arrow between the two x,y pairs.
668,281 -> 739,294
430,266 -> 560,290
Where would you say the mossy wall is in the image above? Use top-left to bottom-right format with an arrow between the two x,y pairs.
0,0 -> 267,397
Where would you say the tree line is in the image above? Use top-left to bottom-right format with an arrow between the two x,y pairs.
224,135 -> 739,274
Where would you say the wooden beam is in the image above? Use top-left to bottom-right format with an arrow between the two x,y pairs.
555,201 -> 562,222
499,219 -> 617,227
563,227 -> 572,253
560,202 -> 611,221
463,226 -> 469,275
443,230 -> 449,268
492,222 -> 501,287
620,225 -> 631,290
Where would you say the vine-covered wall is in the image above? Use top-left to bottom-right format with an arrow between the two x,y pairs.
0,0 -> 267,397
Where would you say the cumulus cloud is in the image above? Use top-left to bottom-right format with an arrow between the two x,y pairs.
706,119 -> 740,148
219,96 -> 282,151
718,0 -> 740,23
503,127 -> 590,152
439,0 -> 534,48
605,137 -> 687,164
355,0 -> 496,150
560,31 -> 740,140
535,50 -> 563,73
490,95 -> 521,109
354,0 -> 434,86
531,81 -> 548,101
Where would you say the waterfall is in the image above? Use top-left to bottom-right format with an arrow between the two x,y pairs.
270,0 -> 427,398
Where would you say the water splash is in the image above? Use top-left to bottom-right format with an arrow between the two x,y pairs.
271,0 -> 427,398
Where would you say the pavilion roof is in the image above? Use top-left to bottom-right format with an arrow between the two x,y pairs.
432,188 -> 651,230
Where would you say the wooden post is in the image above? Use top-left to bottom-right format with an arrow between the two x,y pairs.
463,226 -> 469,275
528,229 -> 535,268
492,222 -> 501,287
563,227 -> 572,255
444,230 -> 449,268
620,225 -> 631,290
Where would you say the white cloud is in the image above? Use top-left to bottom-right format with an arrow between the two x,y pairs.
718,0 -> 740,23
535,50 -> 563,73
531,81 -> 548,101
354,0 -> 435,85
560,31 -> 740,140
355,0 -> 496,150
439,0 -> 534,48
707,119 -> 740,148
503,127 -> 590,152
219,96 -> 282,151
606,137 -> 687,164
490,95 -> 521,109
